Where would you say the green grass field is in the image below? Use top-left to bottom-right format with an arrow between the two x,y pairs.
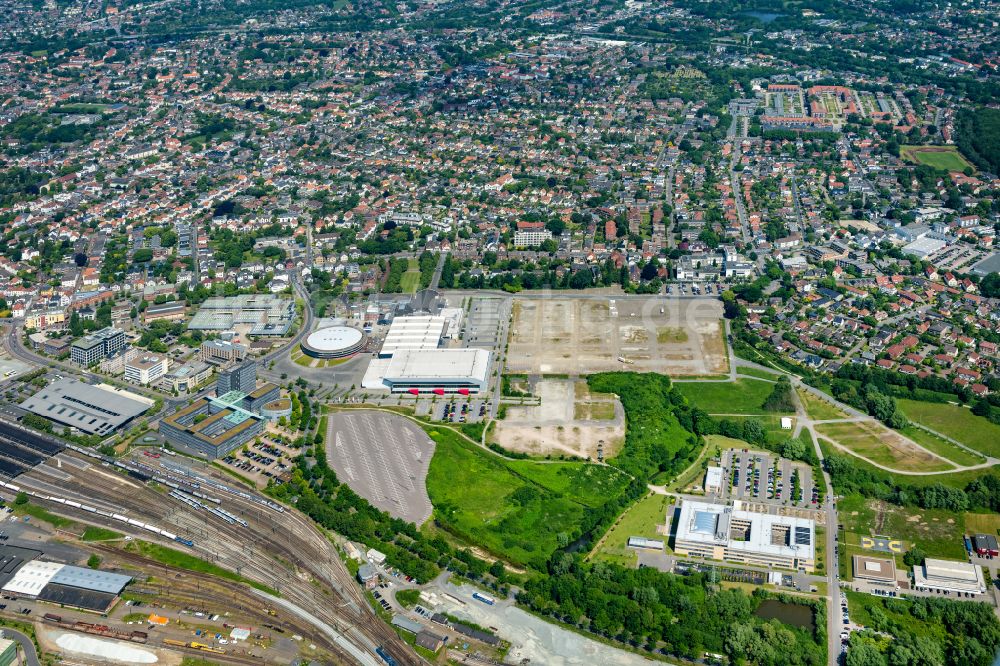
129,541 -> 279,595
737,366 -> 780,380
15,503 -> 74,528
590,492 -> 672,567
400,258 -> 421,293
675,378 -> 776,414
505,459 -> 631,508
716,414 -> 794,446
899,425 -> 985,467
900,145 -> 972,172
837,494 -> 966,560
425,428 -> 625,568
796,389 -> 848,422
81,526 -> 124,542
816,421 -> 954,472
897,399 -> 1000,458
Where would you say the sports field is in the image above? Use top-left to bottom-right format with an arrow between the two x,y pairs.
400,257 -> 421,293
900,145 -> 972,172
897,399 -> 1000,458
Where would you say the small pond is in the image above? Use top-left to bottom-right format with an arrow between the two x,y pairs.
754,599 -> 814,630
742,11 -> 785,23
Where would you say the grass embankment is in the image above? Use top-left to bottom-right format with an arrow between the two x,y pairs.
81,526 -> 124,541
128,541 -> 280,596
897,399 -> 1000,458
737,366 -> 780,380
14,503 -> 75,528
675,377 -> 776,414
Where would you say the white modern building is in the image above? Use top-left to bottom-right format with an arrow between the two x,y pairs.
912,558 -> 986,595
704,466 -> 724,494
363,348 -> 491,394
379,315 -> 448,358
124,354 -> 170,385
674,500 -> 816,572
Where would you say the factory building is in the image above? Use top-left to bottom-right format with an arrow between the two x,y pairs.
363,349 -> 491,394
1,558 -> 132,613
674,500 -> 816,572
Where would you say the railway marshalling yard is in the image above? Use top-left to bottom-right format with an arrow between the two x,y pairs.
0,446 -> 420,666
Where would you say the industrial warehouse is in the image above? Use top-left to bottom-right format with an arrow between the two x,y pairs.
674,500 -> 816,573
912,558 -> 987,596
0,549 -> 132,614
361,313 -> 493,394
20,379 -> 152,437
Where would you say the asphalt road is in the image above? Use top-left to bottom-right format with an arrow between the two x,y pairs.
0,627 -> 40,666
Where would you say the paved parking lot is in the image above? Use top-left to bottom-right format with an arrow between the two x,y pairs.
463,297 -> 504,350
720,449 -> 817,509
326,411 -> 434,524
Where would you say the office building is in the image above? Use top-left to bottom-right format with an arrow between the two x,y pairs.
704,466 -> 724,494
124,354 -> 170,386
188,294 -> 294,335
852,555 -> 897,585
70,327 -> 125,366
159,396 -> 264,458
217,360 -> 257,395
674,499 -> 816,572
200,339 -> 247,364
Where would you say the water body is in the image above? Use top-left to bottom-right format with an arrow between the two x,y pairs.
742,10 -> 785,23
754,599 -> 815,630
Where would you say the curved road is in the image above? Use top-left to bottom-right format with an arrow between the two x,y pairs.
1,627 -> 40,666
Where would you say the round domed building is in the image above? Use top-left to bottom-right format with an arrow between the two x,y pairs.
300,325 -> 366,360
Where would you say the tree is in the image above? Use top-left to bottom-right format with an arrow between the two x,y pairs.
69,310 -> 84,337
87,554 -> 102,569
903,546 -> 926,567
13,492 -> 28,506
762,377 -> 795,412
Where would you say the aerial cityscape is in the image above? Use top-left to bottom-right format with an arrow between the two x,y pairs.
0,0 -> 998,664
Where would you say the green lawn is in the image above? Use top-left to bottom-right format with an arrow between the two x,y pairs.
816,421 -> 954,472
675,378 -> 777,414
897,399 -> 1000,458
400,258 -> 421,293
590,492 -> 672,567
737,366 -> 780,380
425,428 -> 624,569
81,526 -> 124,542
899,425 -> 985,467
900,145 -> 972,172
796,389 -> 848,422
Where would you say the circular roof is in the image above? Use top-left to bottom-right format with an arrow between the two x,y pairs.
304,326 -> 363,352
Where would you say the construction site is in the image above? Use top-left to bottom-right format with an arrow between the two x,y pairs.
506,296 -> 728,376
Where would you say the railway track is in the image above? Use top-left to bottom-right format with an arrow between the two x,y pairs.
11,452 -> 420,665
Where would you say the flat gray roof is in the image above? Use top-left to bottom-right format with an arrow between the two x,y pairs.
49,565 -> 132,594
20,378 -> 150,436
971,252 -> 1000,277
